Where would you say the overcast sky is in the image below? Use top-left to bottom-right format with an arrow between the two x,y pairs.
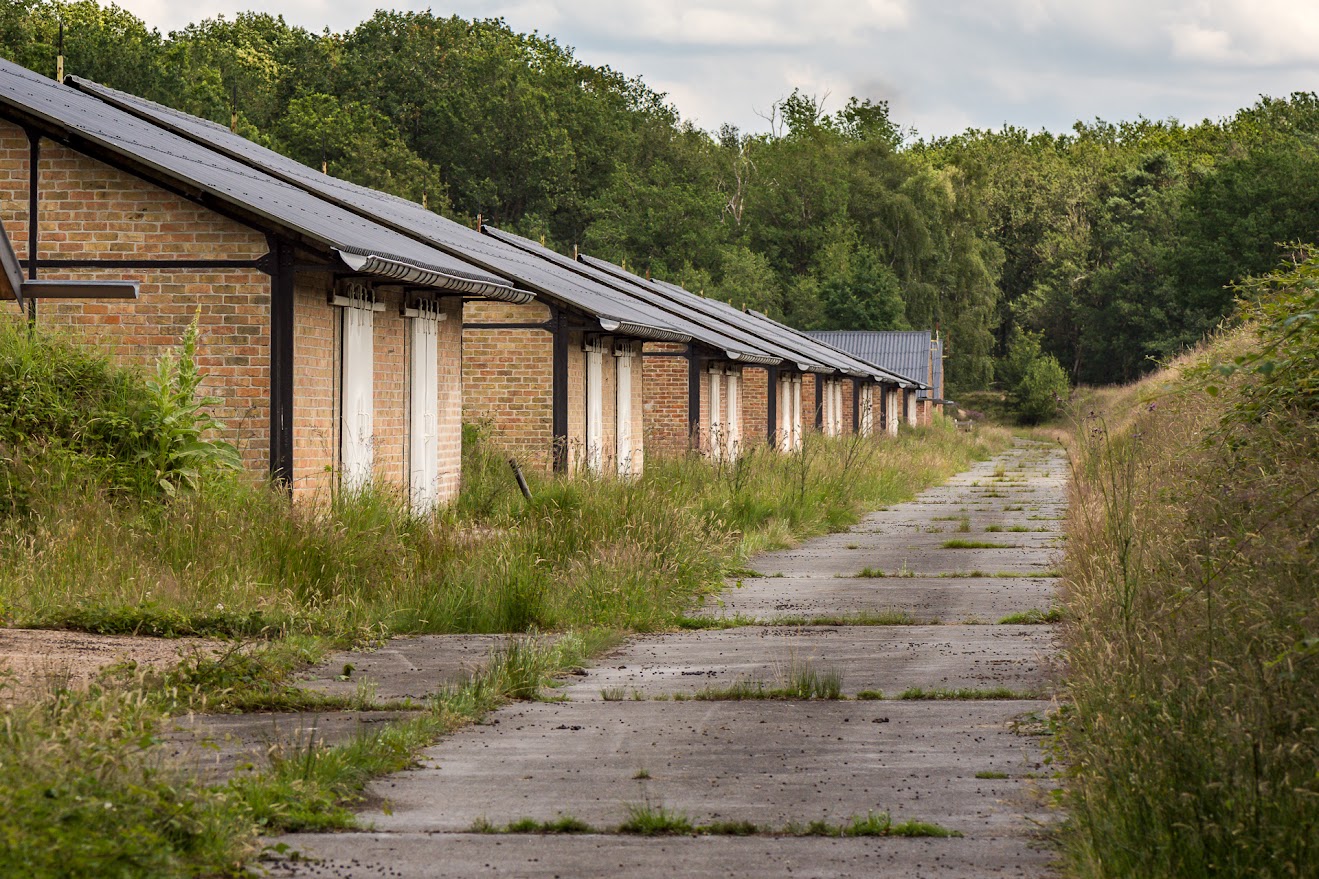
111,0 -> 1319,139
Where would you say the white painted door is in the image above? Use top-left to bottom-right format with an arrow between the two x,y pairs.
585,346 -> 604,474
409,306 -> 441,512
708,368 -> 723,461
616,349 -> 633,476
725,370 -> 740,460
790,376 -> 803,450
341,300 -> 374,492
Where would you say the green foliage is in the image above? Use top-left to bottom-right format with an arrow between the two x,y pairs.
1001,329 -> 1070,424
0,684 -> 255,877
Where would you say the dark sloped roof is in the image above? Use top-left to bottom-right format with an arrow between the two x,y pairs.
70,75 -> 697,343
0,59 -> 525,300
809,331 -> 936,398
733,305 -> 923,388
578,255 -> 860,376
481,227 -> 795,367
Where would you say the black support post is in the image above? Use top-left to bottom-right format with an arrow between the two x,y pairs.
551,306 -> 569,472
26,129 -> 38,325
269,240 -> 295,488
853,381 -> 861,434
815,377 -> 824,431
686,346 -> 701,450
766,365 -> 779,450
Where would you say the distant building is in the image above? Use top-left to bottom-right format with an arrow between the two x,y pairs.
809,331 -> 944,426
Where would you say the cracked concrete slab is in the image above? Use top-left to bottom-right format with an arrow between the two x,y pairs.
699,576 -> 1057,623
355,700 -> 1055,835
265,832 -> 1058,878
162,710 -> 421,783
298,634 -> 514,701
558,626 -> 1058,699
748,544 -> 1062,578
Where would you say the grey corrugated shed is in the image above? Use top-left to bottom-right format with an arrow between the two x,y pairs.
0,59 -> 526,300
70,75 -> 700,343
809,331 -> 939,399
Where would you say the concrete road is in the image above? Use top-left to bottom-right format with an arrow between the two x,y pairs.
264,440 -> 1068,878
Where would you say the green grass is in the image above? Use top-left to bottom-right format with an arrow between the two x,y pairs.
675,609 -> 925,629
619,802 -> 694,835
998,607 -> 1064,625
975,771 -> 1010,779
854,566 -> 886,578
940,539 -> 1016,549
693,659 -> 843,701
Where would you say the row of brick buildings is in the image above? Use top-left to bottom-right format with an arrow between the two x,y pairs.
0,58 -> 935,511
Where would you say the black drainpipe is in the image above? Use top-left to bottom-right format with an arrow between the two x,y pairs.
25,128 -> 39,324
268,239 -> 295,489
853,381 -> 861,434
686,345 -> 702,450
815,376 -> 824,431
766,365 -> 779,450
551,305 -> 569,472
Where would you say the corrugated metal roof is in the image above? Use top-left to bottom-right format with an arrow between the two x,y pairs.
481,227 -> 801,367
578,256 -> 868,377
0,59 -> 527,300
809,331 -> 937,398
734,306 -> 923,388
70,75 -> 700,343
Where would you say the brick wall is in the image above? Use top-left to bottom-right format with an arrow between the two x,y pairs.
461,300 -> 554,470
292,273 -> 337,499
741,366 -> 768,446
372,287 -> 407,483
434,297 -> 464,503
802,373 -> 820,433
841,378 -> 855,436
641,343 -> 690,458
1,122 -> 274,471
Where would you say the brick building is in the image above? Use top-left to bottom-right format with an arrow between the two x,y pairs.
0,59 -> 530,510
809,331 -> 944,426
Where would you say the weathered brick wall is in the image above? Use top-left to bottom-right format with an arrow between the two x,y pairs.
641,343 -> 690,458
435,297 -> 465,504
741,366 -> 768,447
802,373 -> 820,433
841,378 -> 855,436
461,300 -> 554,470
372,287 -> 407,484
566,330 -> 585,474
293,273 -> 337,500
1,123 -> 274,471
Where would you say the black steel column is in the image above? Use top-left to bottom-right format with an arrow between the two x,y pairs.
815,376 -> 824,430
686,346 -> 702,450
26,129 -> 38,324
853,381 -> 861,434
766,365 -> 779,449
269,239 -> 295,488
551,305 -> 569,472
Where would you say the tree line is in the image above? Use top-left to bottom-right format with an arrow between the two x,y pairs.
3,1 -> 1317,392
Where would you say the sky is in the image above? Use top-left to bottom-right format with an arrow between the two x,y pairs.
109,0 -> 1319,140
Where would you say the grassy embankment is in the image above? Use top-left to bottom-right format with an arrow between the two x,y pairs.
1058,250 -> 1317,878
0,316 -> 1008,876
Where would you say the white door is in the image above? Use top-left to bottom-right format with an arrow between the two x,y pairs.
616,349 -> 633,476
790,376 -> 803,450
708,368 -> 723,460
409,305 -> 441,512
585,346 -> 604,474
833,380 -> 844,436
341,300 -> 374,492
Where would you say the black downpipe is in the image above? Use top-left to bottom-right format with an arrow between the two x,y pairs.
26,129 -> 38,325
268,239 -> 295,489
815,377 -> 824,431
853,381 -> 861,434
686,346 -> 701,450
551,306 -> 569,472
766,365 -> 779,450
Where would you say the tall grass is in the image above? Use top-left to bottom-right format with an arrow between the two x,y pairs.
1059,259 -> 1318,878
1,408 -> 1006,641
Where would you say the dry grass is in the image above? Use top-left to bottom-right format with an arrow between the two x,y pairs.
1059,324 -> 1317,878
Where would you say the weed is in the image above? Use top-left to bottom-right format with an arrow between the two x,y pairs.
998,607 -> 1064,625
985,524 -> 1003,532
632,768 -> 651,780
855,690 -> 884,700
619,801 -> 693,835
600,686 -> 627,701
957,515 -> 972,532
941,539 -> 1015,549
975,771 -> 1010,779
854,567 -> 886,578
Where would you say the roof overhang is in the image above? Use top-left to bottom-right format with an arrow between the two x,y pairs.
727,350 -> 783,366
597,318 -> 690,343
336,250 -> 530,303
